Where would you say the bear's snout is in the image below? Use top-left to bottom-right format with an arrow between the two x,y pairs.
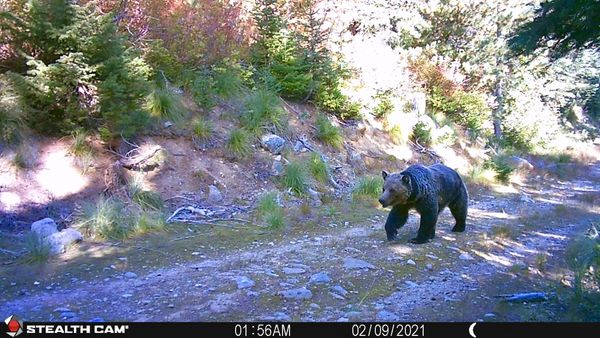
378,198 -> 385,206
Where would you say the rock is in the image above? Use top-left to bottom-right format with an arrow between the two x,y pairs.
406,259 -> 416,266
279,288 -> 313,300
337,317 -> 349,322
520,193 -> 534,203
272,160 -> 284,176
31,218 -> 58,238
484,313 -> 496,318
343,257 -> 376,270
124,272 -> 138,279
261,134 -> 286,155
377,310 -> 399,321
163,121 -> 174,128
459,252 -> 474,260
293,141 -> 307,152
90,318 -> 105,322
347,150 -> 366,172
236,276 -> 255,289
262,312 -> 291,321
330,285 -> 348,296
404,280 -> 419,288
309,272 -> 332,284
309,303 -> 320,309
307,189 -> 322,206
426,264 -> 433,270
45,228 -> 83,255
283,267 -> 306,275
207,185 -> 223,204
59,311 -> 76,319
53,307 -> 71,313
506,156 -> 534,171
329,292 -> 345,300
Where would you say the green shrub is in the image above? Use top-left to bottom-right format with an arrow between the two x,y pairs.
192,117 -> 214,141
134,211 -> 166,234
189,70 -> 216,109
22,232 -> 50,264
315,114 -> 343,148
226,129 -> 251,159
352,175 -> 384,201
373,90 -> 395,118
282,161 -> 309,195
213,65 -> 245,99
309,153 -> 329,183
484,154 -> 515,184
565,226 -> 600,296
389,125 -> 405,145
2,1 -> 152,138
411,121 -> 433,146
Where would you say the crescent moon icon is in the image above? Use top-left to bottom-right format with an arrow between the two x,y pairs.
468,322 -> 477,338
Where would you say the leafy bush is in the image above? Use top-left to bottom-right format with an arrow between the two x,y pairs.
373,90 -> 395,118
411,121 -> 433,146
484,154 -> 515,184
501,124 -> 536,152
282,161 -> 309,195
1,0 -> 152,138
226,129 -> 251,160
352,175 -> 384,201
315,114 -> 343,148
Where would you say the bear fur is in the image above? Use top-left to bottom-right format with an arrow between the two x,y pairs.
378,163 -> 468,244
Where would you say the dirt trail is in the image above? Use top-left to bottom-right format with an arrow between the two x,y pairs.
2,162 -> 599,322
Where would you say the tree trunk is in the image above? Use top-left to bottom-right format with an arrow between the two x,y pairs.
492,78 -> 504,139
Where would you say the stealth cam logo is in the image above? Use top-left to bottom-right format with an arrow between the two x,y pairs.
4,316 -> 23,337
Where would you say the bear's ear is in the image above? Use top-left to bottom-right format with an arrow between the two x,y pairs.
382,170 -> 389,180
402,175 -> 410,184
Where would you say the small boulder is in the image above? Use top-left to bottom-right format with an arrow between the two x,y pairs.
343,257 -> 376,270
261,134 -> 286,155
45,228 -> 83,255
31,218 -> 58,238
207,185 -> 223,204
279,288 -> 313,300
506,156 -> 534,171
309,272 -> 332,284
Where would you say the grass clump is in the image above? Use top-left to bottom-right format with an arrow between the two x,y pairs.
145,86 -> 186,123
78,197 -> 135,240
192,117 -> 214,141
282,161 -> 309,195
22,233 -> 51,264
256,192 -> 285,229
243,88 -> 287,135
226,129 -> 252,160
308,153 -> 329,184
129,183 -> 164,211
490,225 -> 517,240
315,114 -> 343,149
352,175 -> 383,202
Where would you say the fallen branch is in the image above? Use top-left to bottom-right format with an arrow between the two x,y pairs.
0,248 -> 23,257
494,292 -> 549,302
119,145 -> 162,170
409,139 -> 441,161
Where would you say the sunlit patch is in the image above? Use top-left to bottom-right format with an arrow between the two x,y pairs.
530,231 -> 567,241
433,146 -> 469,173
389,245 -> 413,255
471,209 -> 518,220
471,249 -> 513,267
34,146 -> 89,199
441,235 -> 456,241
0,191 -> 21,211
492,184 -> 519,194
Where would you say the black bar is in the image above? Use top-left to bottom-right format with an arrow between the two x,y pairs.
16,322 -> 600,338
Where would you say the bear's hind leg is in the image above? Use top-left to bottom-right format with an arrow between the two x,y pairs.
449,186 -> 468,232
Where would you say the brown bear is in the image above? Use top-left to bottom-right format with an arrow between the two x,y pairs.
379,163 -> 468,244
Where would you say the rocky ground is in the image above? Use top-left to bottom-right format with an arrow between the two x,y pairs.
1,160 -> 599,322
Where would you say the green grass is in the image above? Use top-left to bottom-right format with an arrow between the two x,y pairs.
134,211 -> 166,234
192,117 -> 214,141
146,86 -> 186,123
243,88 -> 287,135
490,225 -> 517,239
69,130 -> 94,174
213,66 -> 244,99
13,144 -> 34,170
315,114 -> 343,149
282,161 -> 309,195
78,197 -> 135,240
256,192 -> 285,229
226,129 -> 252,160
389,125 -> 405,145
129,183 -> 164,211
0,75 -> 25,145
352,175 -> 383,202
308,153 -> 329,183
466,164 -> 497,186
22,233 -> 50,264
484,154 -> 515,184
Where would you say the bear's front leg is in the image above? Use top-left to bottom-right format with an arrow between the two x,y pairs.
385,205 -> 409,241
411,205 -> 438,244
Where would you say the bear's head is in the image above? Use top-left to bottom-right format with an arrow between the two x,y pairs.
379,170 -> 412,207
